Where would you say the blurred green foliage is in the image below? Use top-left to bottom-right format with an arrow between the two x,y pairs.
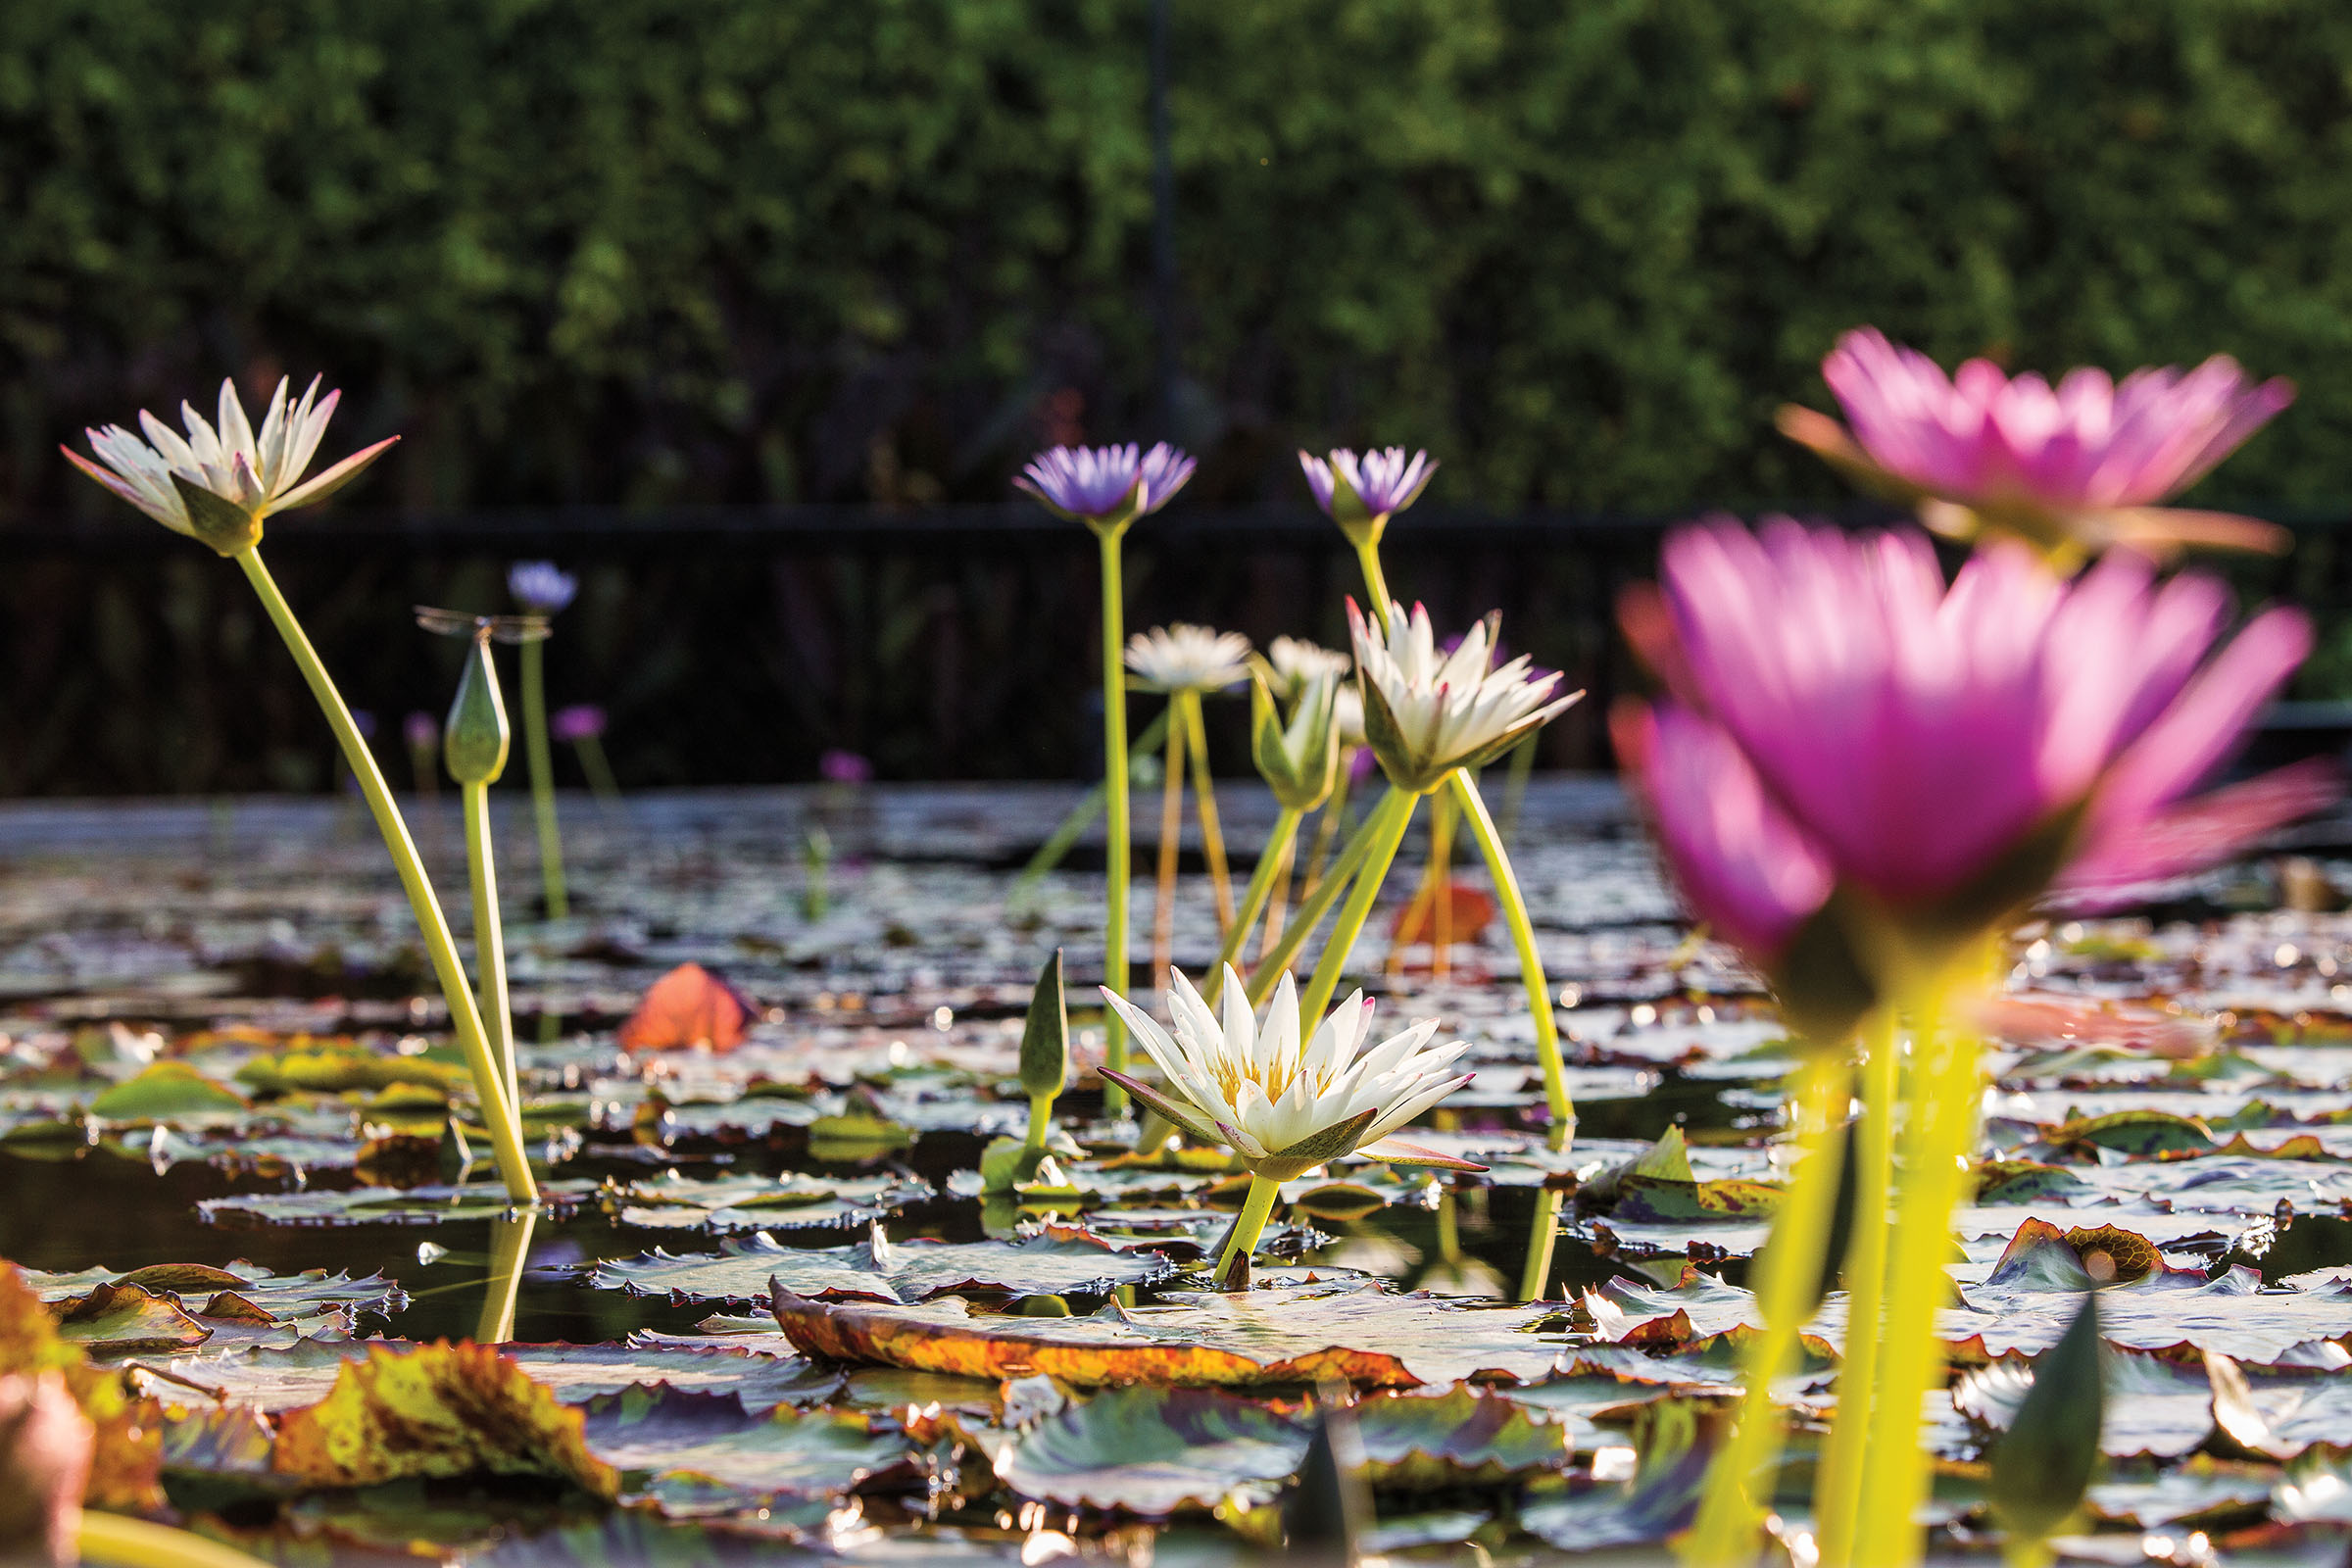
3,0 -> 2349,517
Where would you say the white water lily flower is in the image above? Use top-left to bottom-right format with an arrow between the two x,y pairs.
1333,683 -> 1367,748
1265,635 -> 1352,698
1100,965 -> 1485,1181
65,375 -> 397,556
1125,623 -> 1252,694
1348,599 -> 1580,793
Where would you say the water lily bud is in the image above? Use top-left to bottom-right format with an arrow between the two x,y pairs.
443,634 -> 511,786
0,1373 -> 92,1567
1250,671 -> 1341,811
1018,949 -> 1069,1102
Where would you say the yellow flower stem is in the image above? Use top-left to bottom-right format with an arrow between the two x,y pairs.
1852,976 -> 1983,1568
1098,524 -> 1133,1116
575,732 -> 623,804
1353,539 -> 1394,619
235,547 -> 535,1203
78,1512 -> 276,1568
1025,1094 -> 1055,1152
1152,696 -> 1188,977
1453,771 -> 1572,1129
1298,757 -> 1352,901
1686,1053 -> 1853,1566
1178,688 -> 1236,930
1299,784 -> 1420,1022
1200,806 -> 1303,1008
1214,1171 -> 1284,1283
518,635 -> 567,921
1500,726 -> 1539,842
1257,830 -> 1298,959
1245,794 -> 1395,1006
463,778 -> 520,1113
472,1205 -> 538,1345
1393,787 -> 1457,976
1815,1006 -> 1902,1563
1518,1123 -> 1571,1302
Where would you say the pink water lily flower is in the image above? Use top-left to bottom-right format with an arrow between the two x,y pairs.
1618,517 -> 2327,1015
1780,328 -> 2293,559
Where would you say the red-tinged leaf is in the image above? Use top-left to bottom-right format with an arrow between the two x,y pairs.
0,1265 -> 163,1511
1389,881 -> 1495,948
617,962 -> 754,1052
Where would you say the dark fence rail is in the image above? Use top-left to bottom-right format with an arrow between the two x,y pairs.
3,504 -> 2349,797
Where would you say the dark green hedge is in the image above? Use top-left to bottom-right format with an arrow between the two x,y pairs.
2,0 -> 2349,517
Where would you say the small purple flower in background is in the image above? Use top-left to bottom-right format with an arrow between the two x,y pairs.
404,710 -> 438,750
819,749 -> 874,785
508,561 -> 578,615
1014,443 -> 1196,530
1780,327 -> 2294,559
1298,447 -> 1437,547
551,704 -> 607,744
349,709 -> 376,739
1616,515 -> 2327,1031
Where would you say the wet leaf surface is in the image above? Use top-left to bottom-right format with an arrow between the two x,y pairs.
592,1226 -> 1179,1305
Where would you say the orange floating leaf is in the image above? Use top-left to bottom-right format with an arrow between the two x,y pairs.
1389,882 -> 1494,948
0,1265 -> 163,1511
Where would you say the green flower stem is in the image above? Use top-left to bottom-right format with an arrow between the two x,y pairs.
1214,1171 -> 1284,1284
574,733 -> 623,804
1257,831 -> 1298,958
1024,1094 -> 1055,1152
234,547 -> 535,1203
1453,770 -> 1571,1127
1010,708 -> 1174,897
1500,727 -> 1539,843
472,1205 -> 537,1345
1852,979 -> 1984,1568
463,779 -> 519,1112
1298,785 -> 1420,1022
518,637 -> 567,920
1687,1053 -> 1853,1565
1245,794 -> 1396,1007
1200,806 -> 1303,1008
1815,1007 -> 1902,1563
1151,694 -> 1189,976
1298,755 -> 1353,900
1177,688 -> 1235,929
1353,539 -> 1394,617
79,1512 -> 276,1568
1098,525 -> 1134,1116
1518,1125 -> 1570,1302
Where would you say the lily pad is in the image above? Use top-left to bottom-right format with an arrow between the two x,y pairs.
600,1171 -> 930,1234
998,1385 -> 1306,1514
196,1181 -> 596,1228
589,1226 -> 1178,1306
579,1386 -> 910,1510
1352,1385 -> 1577,1487
88,1061 -> 248,1120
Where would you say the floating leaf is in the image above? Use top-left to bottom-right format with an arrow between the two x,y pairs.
87,1061 -> 248,1120
196,1181 -> 594,1229
1352,1384 -> 1576,1488
772,1275 -> 1575,1389
591,1227 -> 1177,1305
617,963 -> 753,1052
0,1264 -> 163,1510
579,1385 -> 909,1510
49,1281 -> 213,1356
998,1385 -> 1306,1514
273,1342 -> 618,1497
600,1172 -> 929,1234
234,1048 -> 466,1097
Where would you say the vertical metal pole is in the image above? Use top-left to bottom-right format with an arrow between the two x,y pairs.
1150,0 -> 1177,434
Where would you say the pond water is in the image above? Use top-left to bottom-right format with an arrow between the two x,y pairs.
8,781 -> 2352,1563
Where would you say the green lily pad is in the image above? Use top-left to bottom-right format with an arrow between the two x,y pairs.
88,1061 -> 249,1120
600,1171 -> 930,1234
1352,1385 -> 1577,1488
590,1225 -> 1178,1306
999,1385 -> 1305,1514
195,1181 -> 596,1228
580,1386 -> 910,1510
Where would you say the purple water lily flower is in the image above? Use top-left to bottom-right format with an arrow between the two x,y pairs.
1298,447 -> 1437,546
819,749 -> 874,784
508,561 -> 579,614
1014,443 -> 1196,529
551,704 -> 607,744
